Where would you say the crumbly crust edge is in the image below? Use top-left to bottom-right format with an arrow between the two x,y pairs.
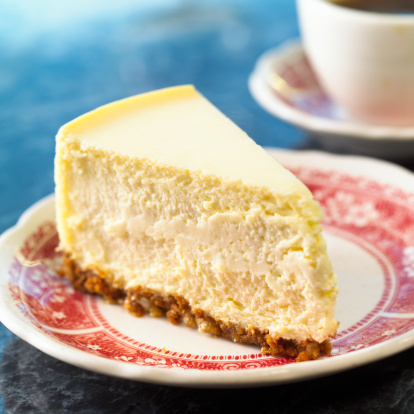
59,254 -> 332,362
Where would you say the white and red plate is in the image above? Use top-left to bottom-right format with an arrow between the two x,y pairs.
1,149 -> 414,387
248,40 -> 414,160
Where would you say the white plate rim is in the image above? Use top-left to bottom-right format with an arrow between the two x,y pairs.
248,39 -> 414,141
1,149 -> 414,387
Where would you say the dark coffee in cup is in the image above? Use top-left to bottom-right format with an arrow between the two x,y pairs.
328,0 -> 414,13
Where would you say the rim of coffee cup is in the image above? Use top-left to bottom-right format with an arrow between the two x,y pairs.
301,0 -> 414,24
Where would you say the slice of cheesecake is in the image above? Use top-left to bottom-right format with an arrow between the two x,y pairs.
55,85 -> 338,361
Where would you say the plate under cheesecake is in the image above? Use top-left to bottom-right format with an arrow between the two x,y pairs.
1,149 -> 414,386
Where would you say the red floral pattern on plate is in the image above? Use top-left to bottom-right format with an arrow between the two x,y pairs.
7,167 -> 414,370
9,222 -> 99,331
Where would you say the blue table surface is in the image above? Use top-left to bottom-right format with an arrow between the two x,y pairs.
1,1 -> 414,413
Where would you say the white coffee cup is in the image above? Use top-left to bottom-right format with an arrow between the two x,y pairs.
297,0 -> 414,126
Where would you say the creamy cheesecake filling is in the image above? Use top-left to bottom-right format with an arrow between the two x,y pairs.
56,137 -> 337,343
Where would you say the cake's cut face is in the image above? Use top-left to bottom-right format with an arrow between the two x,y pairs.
55,85 -> 338,361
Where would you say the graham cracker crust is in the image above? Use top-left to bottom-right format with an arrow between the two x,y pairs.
59,255 -> 332,362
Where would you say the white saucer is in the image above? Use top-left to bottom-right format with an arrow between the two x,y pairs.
248,40 -> 414,160
2,149 -> 414,387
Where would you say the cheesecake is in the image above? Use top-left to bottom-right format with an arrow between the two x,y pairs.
55,85 -> 338,361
